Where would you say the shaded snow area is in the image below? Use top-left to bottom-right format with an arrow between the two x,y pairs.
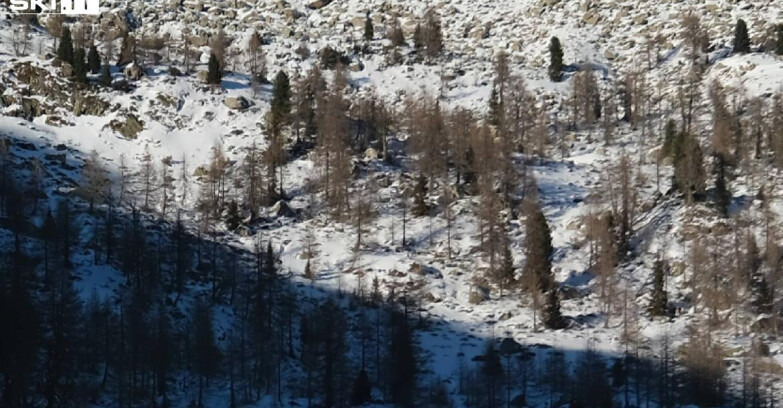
2,0 -> 783,407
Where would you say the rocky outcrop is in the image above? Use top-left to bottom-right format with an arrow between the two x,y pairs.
8,62 -> 109,118
73,94 -> 110,116
105,114 -> 145,139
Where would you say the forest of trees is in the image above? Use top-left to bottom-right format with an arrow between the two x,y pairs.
2,5 -> 783,408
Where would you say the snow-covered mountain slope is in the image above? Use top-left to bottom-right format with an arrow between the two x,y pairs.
3,0 -> 783,407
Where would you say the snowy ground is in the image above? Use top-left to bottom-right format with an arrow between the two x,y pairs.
3,0 -> 783,406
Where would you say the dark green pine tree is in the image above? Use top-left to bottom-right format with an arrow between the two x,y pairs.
350,368 -> 372,406
733,19 -> 751,54
270,71 -> 291,131
57,26 -> 74,65
481,341 -> 504,407
73,47 -> 87,83
193,299 -> 220,407
389,311 -> 416,407
412,174 -> 429,217
542,288 -> 566,329
747,235 -> 772,315
714,155 -> 731,217
523,198 -> 554,293
673,131 -> 706,203
776,25 -> 783,56
0,284 -> 40,407
225,199 -> 241,231
462,146 -> 477,187
488,83 -> 501,127
611,359 -> 626,388
87,45 -> 101,74
648,260 -> 668,317
413,23 -> 423,50
496,238 -> 515,297
548,36 -> 564,82
42,268 -> 83,407
662,119 -> 678,158
264,240 -> 277,277
303,258 -> 314,280
99,64 -> 112,87
364,12 -> 374,42
41,209 -> 57,278
206,52 -> 222,85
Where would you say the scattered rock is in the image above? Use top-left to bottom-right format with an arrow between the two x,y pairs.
583,11 -> 600,25
559,285 -> 584,300
45,153 -> 67,165
123,63 -> 144,80
632,14 -> 648,25
20,98 -> 47,118
73,94 -> 109,116
224,96 -> 250,110
269,200 -> 296,218
469,286 -> 490,304
60,62 -> 74,78
45,115 -> 70,127
307,0 -> 331,9
364,147 -> 378,160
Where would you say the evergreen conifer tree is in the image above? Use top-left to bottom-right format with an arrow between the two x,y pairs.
413,23 -> 423,50
488,84 -> 501,127
193,299 -> 220,406
388,18 -> 405,47
87,44 -> 101,74
57,26 -> 74,65
714,156 -> 731,217
350,368 -> 372,406
733,19 -> 751,54
207,52 -> 222,85
99,64 -> 112,87
776,25 -> 783,56
73,47 -> 87,83
548,36 -> 564,82
542,288 -> 566,329
270,71 -> 291,131
496,238 -> 515,297
389,311 -> 416,406
264,241 -> 277,277
412,174 -> 429,217
649,260 -> 668,317
364,12 -> 374,42
747,236 -> 772,315
662,119 -> 678,157
303,258 -> 315,280
523,198 -> 554,293
225,200 -> 241,231
673,131 -> 706,203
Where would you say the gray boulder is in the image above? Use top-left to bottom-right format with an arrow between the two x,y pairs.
224,96 -> 250,110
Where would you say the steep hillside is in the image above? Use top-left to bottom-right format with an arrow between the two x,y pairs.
2,1 -> 783,407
